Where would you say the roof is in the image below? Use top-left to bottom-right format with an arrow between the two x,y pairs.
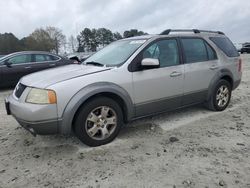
122,29 -> 226,41
0,51 -> 61,61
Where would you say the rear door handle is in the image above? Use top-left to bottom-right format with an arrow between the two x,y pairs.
49,64 -> 56,67
170,71 -> 182,77
25,66 -> 32,69
210,65 -> 219,70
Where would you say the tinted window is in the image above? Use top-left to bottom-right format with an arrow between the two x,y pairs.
35,54 -> 46,62
205,43 -> 217,60
210,37 -> 239,57
143,39 -> 179,67
50,55 -> 60,61
182,38 -> 208,63
8,54 -> 31,64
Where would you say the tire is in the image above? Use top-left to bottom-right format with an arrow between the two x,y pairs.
74,97 -> 123,147
205,79 -> 232,111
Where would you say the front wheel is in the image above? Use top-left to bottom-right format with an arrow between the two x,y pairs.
74,97 -> 123,147
206,79 -> 232,111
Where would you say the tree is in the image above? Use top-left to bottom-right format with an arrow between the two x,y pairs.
89,28 -> 99,52
46,26 -> 66,54
68,35 -> 78,53
96,28 -> 114,47
77,28 -> 99,52
29,28 -> 54,51
113,32 -> 122,41
123,29 -> 147,38
19,36 -> 39,51
77,35 -> 85,52
0,33 -> 21,54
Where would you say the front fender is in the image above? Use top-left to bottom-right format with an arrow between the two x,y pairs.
59,82 -> 134,134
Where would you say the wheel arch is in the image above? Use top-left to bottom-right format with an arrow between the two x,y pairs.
59,82 -> 134,134
206,69 -> 234,101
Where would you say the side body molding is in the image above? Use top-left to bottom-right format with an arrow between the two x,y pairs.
206,68 -> 234,101
59,82 -> 135,134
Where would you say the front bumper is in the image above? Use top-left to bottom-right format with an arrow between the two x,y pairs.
5,94 -> 59,135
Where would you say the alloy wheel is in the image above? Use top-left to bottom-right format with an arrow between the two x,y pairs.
85,106 -> 117,140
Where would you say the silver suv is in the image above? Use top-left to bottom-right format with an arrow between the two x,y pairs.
5,29 -> 242,146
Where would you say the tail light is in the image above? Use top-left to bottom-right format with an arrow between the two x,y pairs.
238,58 -> 242,73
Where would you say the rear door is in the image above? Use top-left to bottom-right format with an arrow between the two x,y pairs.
181,38 -> 219,105
2,54 -> 33,86
31,54 -> 58,72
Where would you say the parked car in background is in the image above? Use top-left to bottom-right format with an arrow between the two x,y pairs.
240,44 -> 250,54
0,51 -> 73,87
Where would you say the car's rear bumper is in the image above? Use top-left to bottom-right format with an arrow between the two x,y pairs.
5,94 -> 59,135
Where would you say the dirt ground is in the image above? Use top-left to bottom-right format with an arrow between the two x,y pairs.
0,55 -> 250,188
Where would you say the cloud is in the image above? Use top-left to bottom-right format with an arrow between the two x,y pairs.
0,0 -> 249,43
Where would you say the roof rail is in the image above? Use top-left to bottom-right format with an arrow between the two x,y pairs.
160,29 -> 224,35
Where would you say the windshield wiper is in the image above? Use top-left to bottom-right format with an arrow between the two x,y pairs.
85,61 -> 104,67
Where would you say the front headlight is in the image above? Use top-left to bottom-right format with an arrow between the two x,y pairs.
26,88 -> 57,104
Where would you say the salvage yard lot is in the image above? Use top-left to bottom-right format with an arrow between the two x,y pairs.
0,55 -> 250,188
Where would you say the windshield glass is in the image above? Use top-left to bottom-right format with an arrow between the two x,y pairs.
0,55 -> 5,61
83,39 -> 146,66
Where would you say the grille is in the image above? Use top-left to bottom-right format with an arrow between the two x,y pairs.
14,83 -> 26,98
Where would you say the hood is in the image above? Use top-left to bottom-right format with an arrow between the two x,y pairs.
20,64 -> 111,88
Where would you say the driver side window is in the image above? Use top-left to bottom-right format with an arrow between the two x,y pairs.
143,39 -> 180,67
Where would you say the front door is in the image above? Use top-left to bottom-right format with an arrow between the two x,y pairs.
2,54 -> 33,86
132,38 -> 184,117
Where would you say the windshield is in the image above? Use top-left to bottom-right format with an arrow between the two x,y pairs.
0,55 -> 5,61
0,53 -> 12,62
83,39 -> 146,66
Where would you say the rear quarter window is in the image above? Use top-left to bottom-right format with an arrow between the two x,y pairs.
210,37 -> 239,57
50,55 -> 60,61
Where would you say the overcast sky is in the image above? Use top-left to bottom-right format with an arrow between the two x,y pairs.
0,0 -> 249,43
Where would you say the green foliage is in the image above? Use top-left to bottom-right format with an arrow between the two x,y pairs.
123,29 -> 148,38
0,33 -> 21,54
113,32 -> 123,41
0,27 -> 147,54
46,26 -> 66,54
77,28 -> 147,52
96,28 -> 114,47
29,28 -> 54,51
0,26 -> 66,55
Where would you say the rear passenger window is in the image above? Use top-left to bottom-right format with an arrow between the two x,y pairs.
44,55 -> 53,61
35,54 -> 46,62
181,38 -> 208,63
210,37 -> 239,57
205,43 -> 217,60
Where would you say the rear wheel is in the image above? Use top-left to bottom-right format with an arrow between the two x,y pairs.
206,79 -> 232,111
74,97 -> 123,147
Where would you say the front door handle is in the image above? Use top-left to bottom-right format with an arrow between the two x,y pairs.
170,71 -> 182,77
49,64 -> 56,67
210,65 -> 219,70
25,66 -> 32,69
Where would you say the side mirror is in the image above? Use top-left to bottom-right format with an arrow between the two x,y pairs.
141,58 -> 159,69
4,60 -> 12,68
